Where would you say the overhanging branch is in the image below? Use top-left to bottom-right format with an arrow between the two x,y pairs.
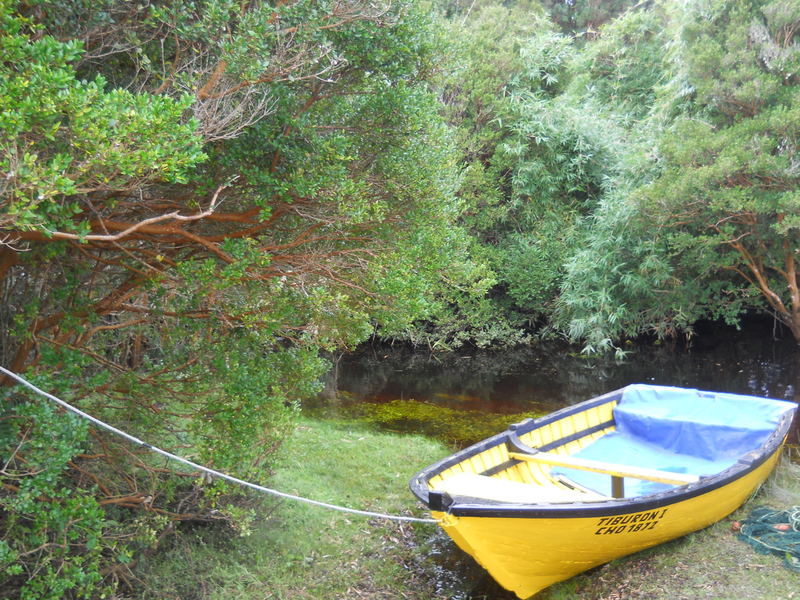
40,181 -> 233,243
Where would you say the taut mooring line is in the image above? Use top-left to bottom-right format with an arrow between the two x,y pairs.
0,366 -> 437,524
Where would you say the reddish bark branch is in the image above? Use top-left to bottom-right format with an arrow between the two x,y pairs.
38,182 -> 231,243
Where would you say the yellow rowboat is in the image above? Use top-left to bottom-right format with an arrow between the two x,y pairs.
409,384 -> 797,599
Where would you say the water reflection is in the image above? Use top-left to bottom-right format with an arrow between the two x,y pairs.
322,323 -> 800,423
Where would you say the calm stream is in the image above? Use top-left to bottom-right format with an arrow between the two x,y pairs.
313,319 -> 800,599
319,320 -> 800,430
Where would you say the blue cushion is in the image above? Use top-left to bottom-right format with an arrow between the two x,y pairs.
615,385 -> 795,462
552,431 -> 734,497
551,385 -> 796,498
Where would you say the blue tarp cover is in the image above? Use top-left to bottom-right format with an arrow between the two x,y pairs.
552,384 -> 796,498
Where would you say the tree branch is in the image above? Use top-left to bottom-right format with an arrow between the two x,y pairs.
40,182 -> 233,243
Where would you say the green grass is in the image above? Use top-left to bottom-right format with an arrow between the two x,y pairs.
129,417 -> 457,600
130,424 -> 800,600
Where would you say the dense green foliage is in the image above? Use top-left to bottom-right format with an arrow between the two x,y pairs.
416,0 -> 800,354
2,0 -> 800,596
540,0 -> 638,35
555,0 -> 800,352
1,390 -> 105,600
1,0 -> 458,596
637,0 -> 800,340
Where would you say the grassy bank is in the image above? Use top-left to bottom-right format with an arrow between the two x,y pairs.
131,417 -> 459,599
132,420 -> 799,600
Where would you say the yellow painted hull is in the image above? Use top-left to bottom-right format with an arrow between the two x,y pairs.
432,447 -> 781,599
410,385 -> 796,599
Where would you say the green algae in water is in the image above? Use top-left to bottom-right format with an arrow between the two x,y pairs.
355,400 -> 544,448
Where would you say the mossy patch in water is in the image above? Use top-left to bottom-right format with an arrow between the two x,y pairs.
353,399 -> 544,448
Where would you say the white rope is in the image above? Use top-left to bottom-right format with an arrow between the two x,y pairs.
0,366 -> 438,524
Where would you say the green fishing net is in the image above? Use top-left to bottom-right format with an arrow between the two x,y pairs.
738,506 -> 800,571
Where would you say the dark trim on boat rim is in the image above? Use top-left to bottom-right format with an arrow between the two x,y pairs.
409,388 -> 623,504
409,387 -> 795,520
443,430 -> 787,519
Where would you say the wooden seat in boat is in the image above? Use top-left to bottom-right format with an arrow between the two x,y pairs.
431,472 -> 609,504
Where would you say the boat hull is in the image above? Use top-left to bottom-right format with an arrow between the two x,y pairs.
432,445 -> 783,599
411,385 -> 797,598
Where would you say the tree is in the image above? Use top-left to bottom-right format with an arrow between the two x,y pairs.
539,0 -> 640,36
566,4 -> 669,122
637,0 -> 800,341
0,0 -> 457,595
555,0 -> 800,351
413,2 -> 624,348
398,0 -> 550,349
552,4 -> 682,352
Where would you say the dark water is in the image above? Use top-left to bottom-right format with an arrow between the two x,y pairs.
321,320 -> 800,428
314,320 -> 800,599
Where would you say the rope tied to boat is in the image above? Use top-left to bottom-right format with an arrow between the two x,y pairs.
0,366 -> 438,524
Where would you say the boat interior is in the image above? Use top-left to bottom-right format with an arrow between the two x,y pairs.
426,385 -> 791,505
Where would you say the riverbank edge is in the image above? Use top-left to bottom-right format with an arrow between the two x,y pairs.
131,418 -> 799,600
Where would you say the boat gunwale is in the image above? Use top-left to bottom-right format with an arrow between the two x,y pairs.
409,386 -> 796,519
